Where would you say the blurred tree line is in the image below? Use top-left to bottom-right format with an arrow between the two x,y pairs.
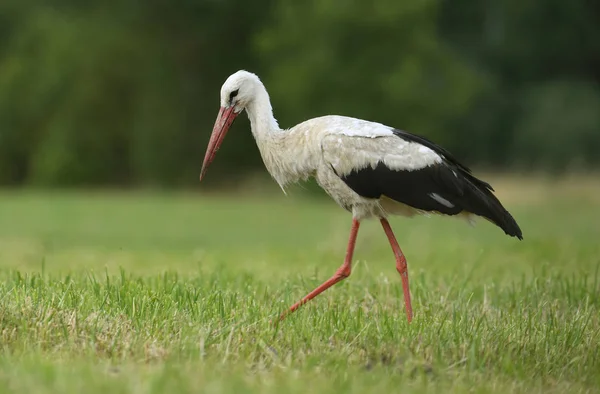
0,0 -> 599,187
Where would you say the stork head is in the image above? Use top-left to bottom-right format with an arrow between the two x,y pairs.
200,70 -> 261,181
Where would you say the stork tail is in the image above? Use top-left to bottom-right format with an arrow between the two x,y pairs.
459,173 -> 523,240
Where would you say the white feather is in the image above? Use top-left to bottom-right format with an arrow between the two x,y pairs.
320,127 -> 442,176
429,193 -> 455,208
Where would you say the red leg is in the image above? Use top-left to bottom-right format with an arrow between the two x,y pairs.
380,218 -> 413,323
280,219 -> 360,321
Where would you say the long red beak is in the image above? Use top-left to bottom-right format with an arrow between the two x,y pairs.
199,106 -> 239,181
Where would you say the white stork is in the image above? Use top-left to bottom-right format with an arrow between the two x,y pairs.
200,70 -> 523,323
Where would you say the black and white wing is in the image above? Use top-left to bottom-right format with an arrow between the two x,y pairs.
322,121 -> 523,240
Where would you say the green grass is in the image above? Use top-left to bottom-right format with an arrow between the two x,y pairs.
0,178 -> 599,393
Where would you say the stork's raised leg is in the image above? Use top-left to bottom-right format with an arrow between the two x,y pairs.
380,218 -> 413,322
280,219 -> 360,321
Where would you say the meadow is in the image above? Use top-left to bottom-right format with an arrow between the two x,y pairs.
0,176 -> 599,393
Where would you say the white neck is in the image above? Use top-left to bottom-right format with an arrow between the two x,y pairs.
243,82 -> 314,190
245,83 -> 281,138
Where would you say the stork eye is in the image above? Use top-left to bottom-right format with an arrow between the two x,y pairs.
229,89 -> 239,103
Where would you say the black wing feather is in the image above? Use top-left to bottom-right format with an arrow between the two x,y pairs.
337,130 -> 523,240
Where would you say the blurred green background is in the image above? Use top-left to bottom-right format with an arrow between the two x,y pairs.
1,0 -> 599,188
